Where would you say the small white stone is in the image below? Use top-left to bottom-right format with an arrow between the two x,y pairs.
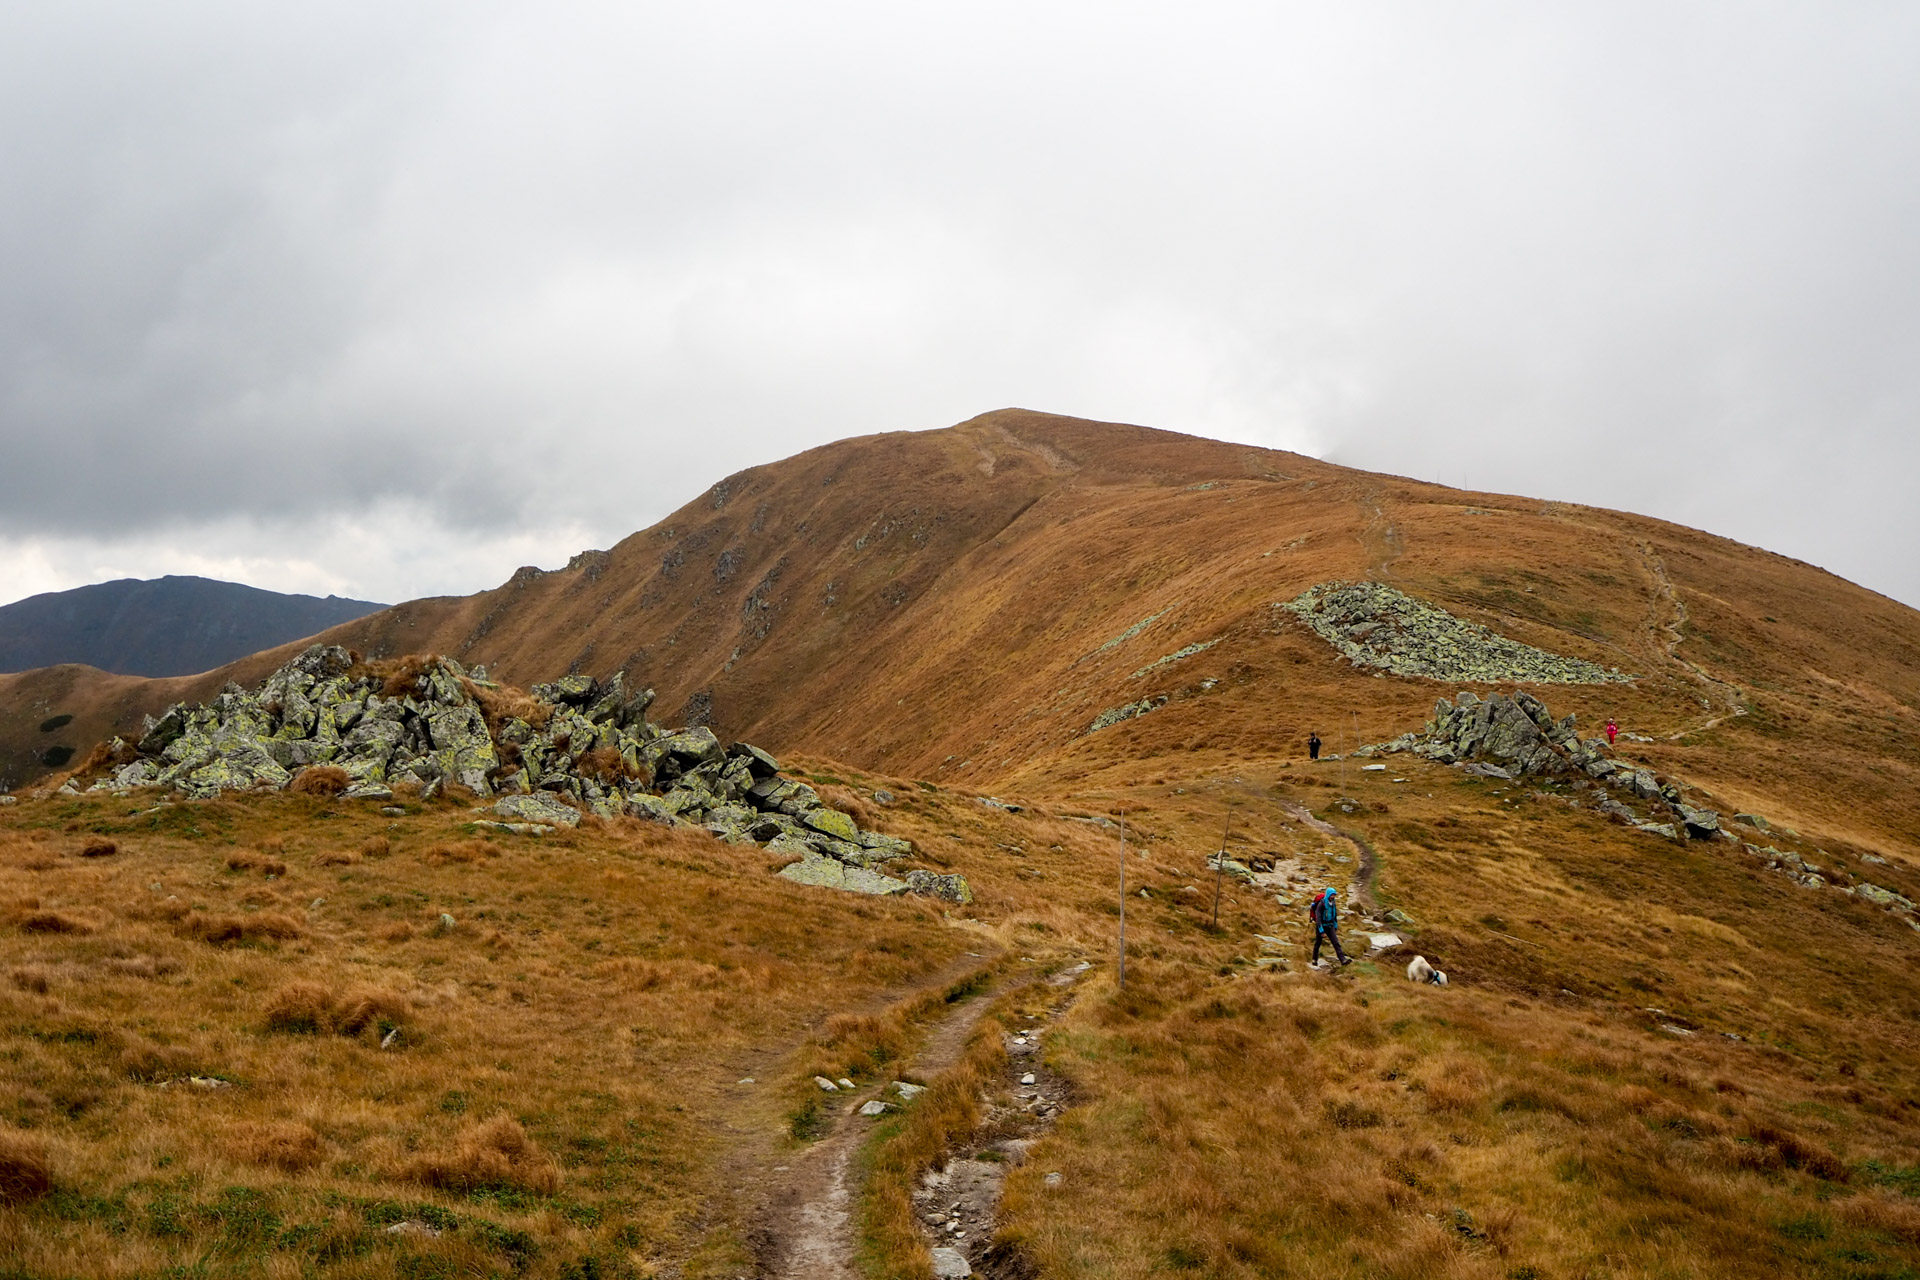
1020,1072 -> 1036,1085
1044,1172 -> 1063,1188
814,1076 -> 839,1091
737,1077 -> 755,1085
859,1099 -> 889,1116
930,1246 -> 972,1278
837,1078 -> 855,1090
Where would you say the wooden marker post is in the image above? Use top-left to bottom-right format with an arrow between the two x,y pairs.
1117,810 -> 1127,991
1210,810 -> 1232,929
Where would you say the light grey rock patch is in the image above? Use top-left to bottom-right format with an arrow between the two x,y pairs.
1282,581 -> 1631,683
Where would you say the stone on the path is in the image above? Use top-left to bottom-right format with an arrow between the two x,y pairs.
1367,933 -> 1402,951
1020,1072 -> 1036,1085
838,1077 -> 855,1090
1362,763 -> 1387,772
930,1246 -> 973,1279
859,1100 -> 890,1116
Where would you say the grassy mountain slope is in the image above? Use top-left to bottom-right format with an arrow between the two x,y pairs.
3,409 -> 1920,1279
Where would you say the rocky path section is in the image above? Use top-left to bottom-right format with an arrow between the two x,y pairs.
909,965 -> 1089,1280
1281,581 -> 1632,684
756,980 -> 1011,1280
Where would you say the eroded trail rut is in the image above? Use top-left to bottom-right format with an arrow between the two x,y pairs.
755,984 -> 1003,1280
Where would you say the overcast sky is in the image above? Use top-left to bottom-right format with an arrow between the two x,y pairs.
2,2 -> 1916,612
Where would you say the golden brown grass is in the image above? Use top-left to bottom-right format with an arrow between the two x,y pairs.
404,1114 -> 561,1196
231,1121 -> 325,1172
0,786 -> 972,1278
225,848 -> 287,876
0,1129 -> 51,1205
290,764 -> 350,796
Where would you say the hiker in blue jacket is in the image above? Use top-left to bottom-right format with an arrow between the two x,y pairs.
1308,886 -> 1351,966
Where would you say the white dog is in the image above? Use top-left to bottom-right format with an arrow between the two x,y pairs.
1406,955 -> 1448,986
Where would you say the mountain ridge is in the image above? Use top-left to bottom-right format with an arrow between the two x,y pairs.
3,409 -> 1916,865
0,574 -> 385,678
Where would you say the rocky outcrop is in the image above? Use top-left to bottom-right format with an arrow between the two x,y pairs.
1281,581 -> 1631,684
74,645 -> 966,902
1406,690 -> 1723,841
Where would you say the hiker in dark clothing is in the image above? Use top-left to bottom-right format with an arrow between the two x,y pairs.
1308,732 -> 1322,761
1308,887 -> 1351,966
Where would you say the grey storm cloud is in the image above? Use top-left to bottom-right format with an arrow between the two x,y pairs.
1,2 -> 1917,608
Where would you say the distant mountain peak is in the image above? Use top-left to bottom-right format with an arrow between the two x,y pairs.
0,576 -> 387,678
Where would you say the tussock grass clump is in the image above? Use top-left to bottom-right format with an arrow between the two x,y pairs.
9,964 -> 50,993
404,1114 -> 560,1196
101,952 -> 177,979
463,677 -> 552,734
231,1121 -> 325,1172
119,1038 -> 196,1081
225,849 -> 287,876
179,911 -> 303,946
421,840 -> 495,865
21,910 -> 93,935
78,837 -> 118,858
312,846 -> 360,867
290,765 -> 350,796
0,1128 -> 52,1205
264,982 -> 411,1039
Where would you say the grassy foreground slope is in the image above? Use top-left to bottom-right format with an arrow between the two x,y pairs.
2,409 -> 1919,1278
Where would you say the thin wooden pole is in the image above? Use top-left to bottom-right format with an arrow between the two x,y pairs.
1117,810 -> 1127,991
1210,810 -> 1232,929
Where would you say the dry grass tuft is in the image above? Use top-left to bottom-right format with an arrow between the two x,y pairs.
78,837 -> 117,858
404,1114 -> 560,1196
9,964 -> 50,993
421,840 -> 495,865
120,1038 -> 196,1082
312,847 -> 361,867
361,835 -> 390,859
463,677 -> 552,734
264,982 -> 411,1038
20,910 -> 93,935
225,849 -> 288,877
263,982 -> 336,1034
289,766 -> 350,796
576,745 -> 635,784
101,953 -> 178,979
0,1129 -> 52,1205
231,1121 -> 325,1172
180,911 -> 303,946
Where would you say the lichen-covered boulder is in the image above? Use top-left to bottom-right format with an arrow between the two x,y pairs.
495,792 -> 581,828
904,871 -> 974,904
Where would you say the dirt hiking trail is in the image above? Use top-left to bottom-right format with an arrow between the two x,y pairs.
757,987 -> 1001,1279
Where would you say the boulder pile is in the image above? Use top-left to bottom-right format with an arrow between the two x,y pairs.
1281,581 -> 1631,684
78,645 -> 969,902
1384,689 -> 1723,840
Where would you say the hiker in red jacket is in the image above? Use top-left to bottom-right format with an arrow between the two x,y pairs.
1605,719 -> 1619,746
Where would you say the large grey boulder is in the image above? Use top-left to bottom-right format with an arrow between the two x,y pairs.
495,792 -> 582,828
